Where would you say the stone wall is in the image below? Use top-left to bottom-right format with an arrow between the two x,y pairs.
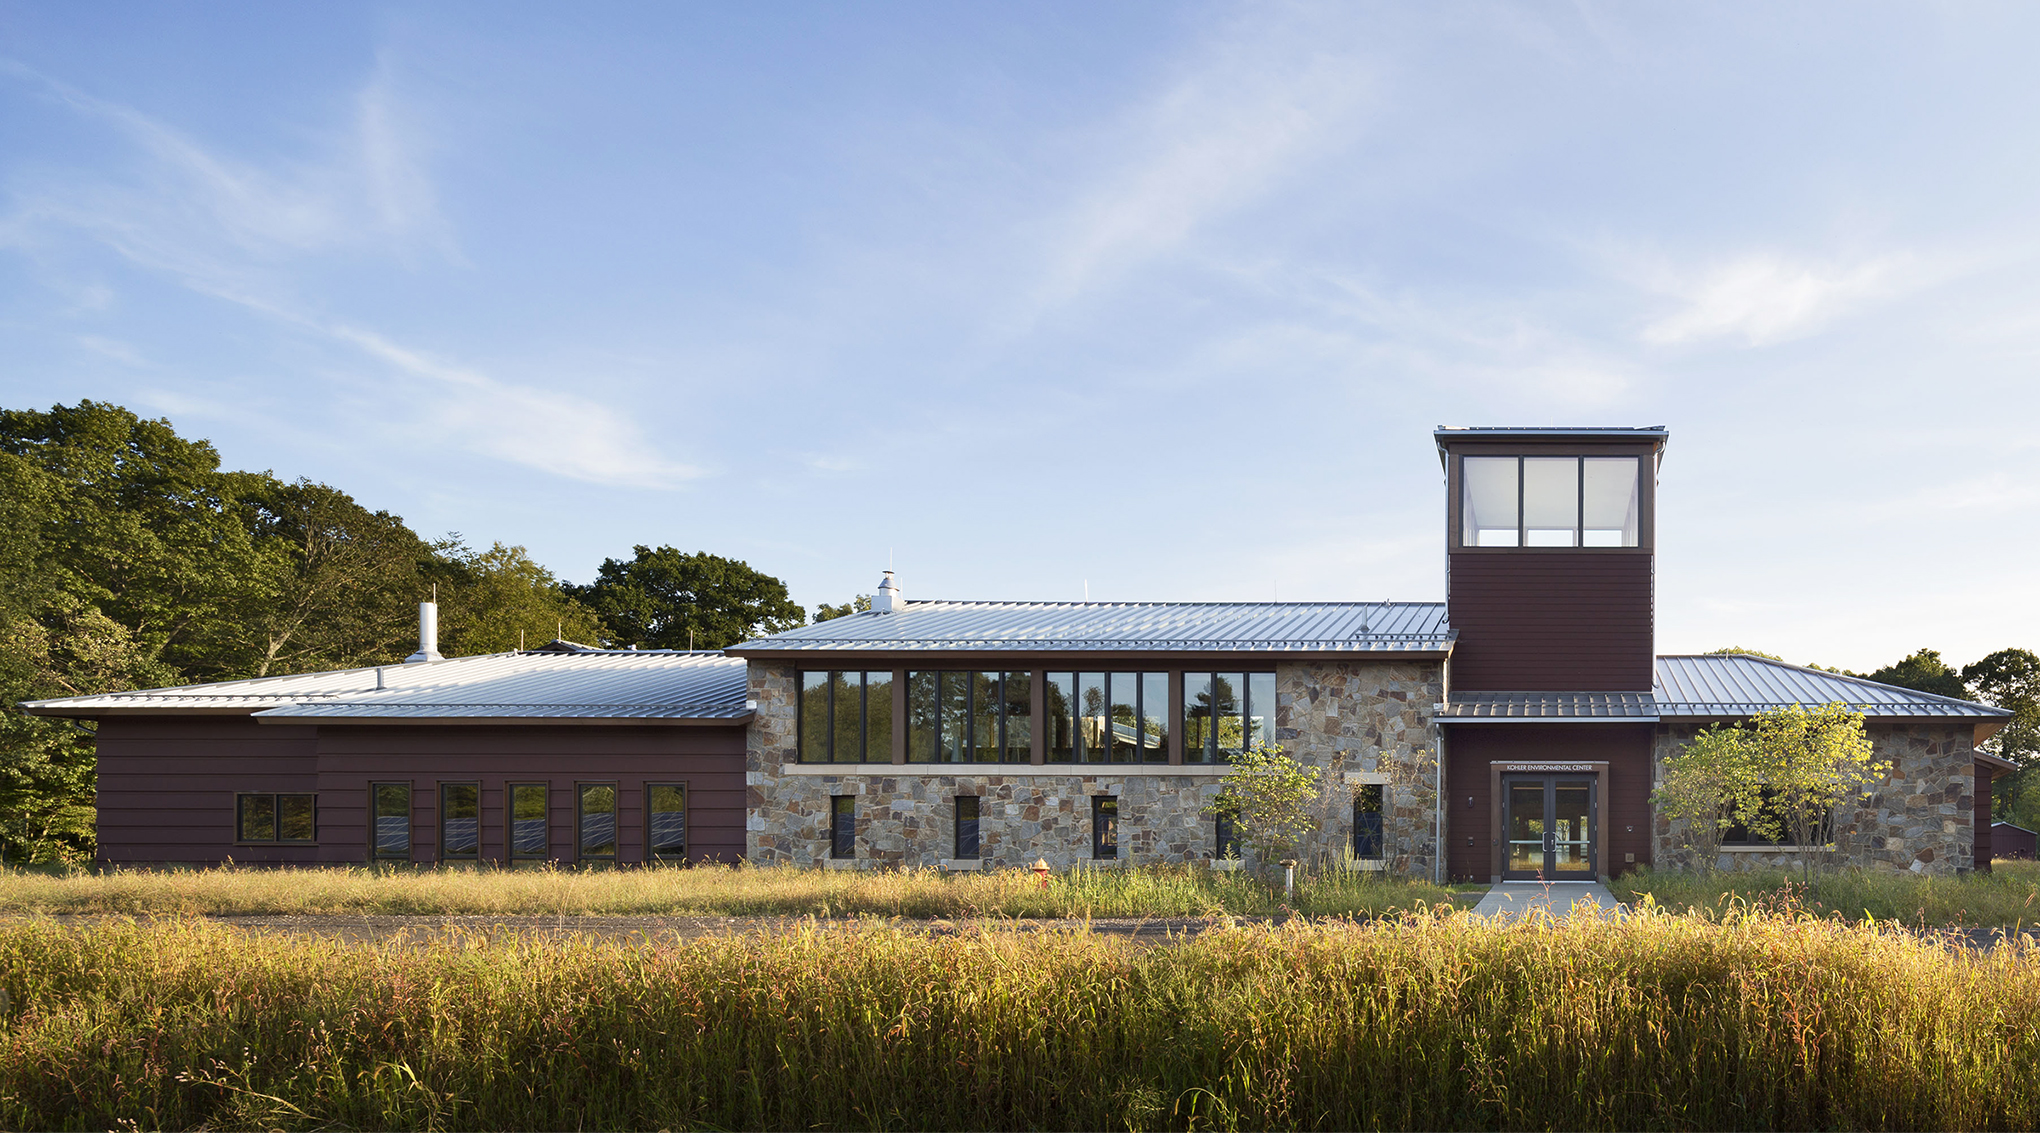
744,659 -> 1445,874
1650,720 -> 1978,874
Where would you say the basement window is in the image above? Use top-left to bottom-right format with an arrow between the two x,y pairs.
954,796 -> 981,860
798,671 -> 895,763
237,793 -> 315,843
1092,796 -> 1119,860
1353,784 -> 1384,861
831,795 -> 856,859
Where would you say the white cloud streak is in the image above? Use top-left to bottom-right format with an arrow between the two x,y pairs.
0,59 -> 692,489
1639,251 -> 1911,347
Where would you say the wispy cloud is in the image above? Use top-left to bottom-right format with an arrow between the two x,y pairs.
1022,5 -> 1380,316
1637,251 -> 1911,347
0,59 -> 692,489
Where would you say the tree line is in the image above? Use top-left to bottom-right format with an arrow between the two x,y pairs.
0,401 -> 823,862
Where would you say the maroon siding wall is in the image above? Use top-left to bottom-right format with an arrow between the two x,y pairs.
1993,822 -> 2037,861
1443,723 -> 1654,882
96,716 -> 321,866
1976,763 -> 1995,871
312,724 -> 747,865
1446,553 -> 1655,691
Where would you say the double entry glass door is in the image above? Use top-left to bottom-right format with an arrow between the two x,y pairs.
1503,775 -> 1596,879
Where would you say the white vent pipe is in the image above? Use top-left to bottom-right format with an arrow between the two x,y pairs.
405,600 -> 444,663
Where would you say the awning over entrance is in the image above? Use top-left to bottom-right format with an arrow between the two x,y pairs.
1437,692 -> 1656,721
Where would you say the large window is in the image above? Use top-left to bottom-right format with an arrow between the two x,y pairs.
578,783 -> 617,861
1215,810 -> 1240,860
237,793 -> 315,843
799,671 -> 895,763
1461,455 -> 1640,548
1045,672 -> 1167,763
509,783 -> 548,862
1182,672 -> 1276,763
439,783 -> 478,860
907,671 -> 1030,763
371,783 -> 409,859
648,783 -> 687,863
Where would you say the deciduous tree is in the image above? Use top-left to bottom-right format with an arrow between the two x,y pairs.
570,546 -> 803,651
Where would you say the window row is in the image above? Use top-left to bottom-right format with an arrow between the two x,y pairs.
822,788 -> 1385,863
799,670 -> 1276,764
1460,455 -> 1641,548
369,782 -> 688,863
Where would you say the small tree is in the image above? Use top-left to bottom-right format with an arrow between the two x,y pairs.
1205,742 -> 1320,868
1740,702 -> 1886,883
1651,723 -> 1751,872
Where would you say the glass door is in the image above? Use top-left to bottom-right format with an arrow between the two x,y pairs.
1501,775 -> 1597,879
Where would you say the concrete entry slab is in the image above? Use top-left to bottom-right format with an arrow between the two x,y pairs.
1469,880 -> 1621,919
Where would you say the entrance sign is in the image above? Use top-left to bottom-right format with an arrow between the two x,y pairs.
1501,762 -> 1596,772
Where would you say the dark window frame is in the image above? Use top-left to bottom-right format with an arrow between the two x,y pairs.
1179,671 -> 1276,765
235,792 -> 317,844
507,781 -> 549,862
438,781 -> 480,861
954,795 -> 981,860
1352,783 -> 1385,861
1046,671 -> 1172,765
647,781 -> 689,864
830,795 -> 856,859
1454,452 -> 1649,552
1092,795 -> 1119,860
905,670 -> 1031,764
1215,809 -> 1240,860
799,670 -> 895,764
576,781 -> 619,863
1721,788 -> 1836,848
370,782 -> 410,861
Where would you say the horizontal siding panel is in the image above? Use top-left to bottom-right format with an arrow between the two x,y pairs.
1449,552 -> 1654,691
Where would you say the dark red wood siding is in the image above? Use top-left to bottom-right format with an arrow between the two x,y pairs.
312,725 -> 746,865
93,716 -> 747,866
1976,761 -> 1995,871
1446,552 -> 1655,691
1443,723 -> 1654,881
96,716 -> 321,865
1991,822 -> 2036,861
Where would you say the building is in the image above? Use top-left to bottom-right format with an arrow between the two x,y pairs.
1991,822 -> 2037,861
23,426 -> 2018,877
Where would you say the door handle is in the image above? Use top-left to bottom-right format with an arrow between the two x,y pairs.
1543,831 -> 1555,853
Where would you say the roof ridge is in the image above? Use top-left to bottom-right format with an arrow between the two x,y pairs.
1659,653 -> 2000,711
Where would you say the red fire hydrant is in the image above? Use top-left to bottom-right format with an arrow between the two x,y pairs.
1032,857 -> 1051,889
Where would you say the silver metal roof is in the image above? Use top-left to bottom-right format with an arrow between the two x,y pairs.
22,651 -> 752,723
1653,654 -> 2008,719
1434,426 -> 1669,439
1438,655 -> 2010,722
729,601 -> 1455,653
1438,692 -> 1657,720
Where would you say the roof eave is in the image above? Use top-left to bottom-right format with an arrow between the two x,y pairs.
251,713 -> 754,727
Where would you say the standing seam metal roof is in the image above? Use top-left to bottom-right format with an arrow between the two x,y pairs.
1436,655 -> 2010,721
730,601 -> 1454,652
21,651 -> 752,721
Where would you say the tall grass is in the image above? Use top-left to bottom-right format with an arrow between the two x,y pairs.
0,862 -> 1461,920
4,907 -> 2038,1130
1611,860 -> 2040,930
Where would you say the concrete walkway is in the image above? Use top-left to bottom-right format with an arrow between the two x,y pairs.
1468,880 -> 1623,919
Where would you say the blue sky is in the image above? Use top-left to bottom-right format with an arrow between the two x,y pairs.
3,2 -> 2038,672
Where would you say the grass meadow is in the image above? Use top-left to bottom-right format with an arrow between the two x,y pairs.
1611,860 -> 2040,930
0,861 -> 1468,920
4,907 -> 2038,1131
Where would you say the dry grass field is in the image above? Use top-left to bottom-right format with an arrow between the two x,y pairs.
1611,859 -> 2040,930
0,860 -> 1467,920
4,905 -> 2037,1130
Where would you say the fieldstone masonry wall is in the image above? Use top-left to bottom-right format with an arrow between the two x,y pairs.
745,659 -> 1445,873
1651,721 -> 1978,874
